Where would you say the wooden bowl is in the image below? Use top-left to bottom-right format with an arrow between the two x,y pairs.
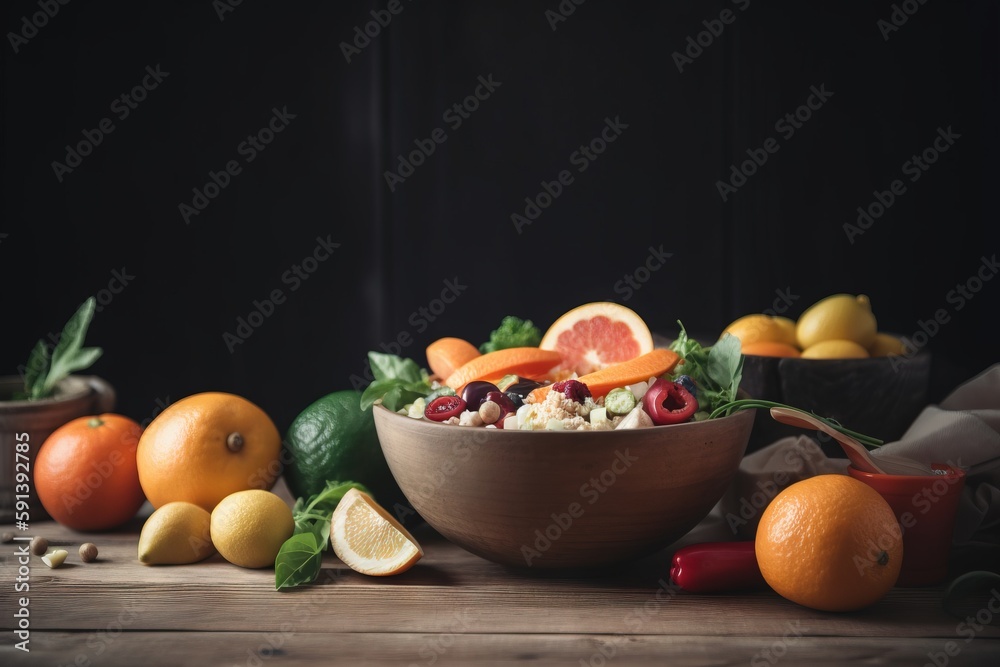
373,405 -> 755,570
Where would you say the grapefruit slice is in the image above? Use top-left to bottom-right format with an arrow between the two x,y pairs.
540,302 -> 654,376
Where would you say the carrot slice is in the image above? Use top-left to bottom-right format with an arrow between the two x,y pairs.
444,347 -> 563,392
426,337 -> 481,380
528,348 -> 681,402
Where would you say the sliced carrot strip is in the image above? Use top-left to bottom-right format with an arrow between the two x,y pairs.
444,347 -> 562,392
426,337 -> 481,379
528,348 -> 681,402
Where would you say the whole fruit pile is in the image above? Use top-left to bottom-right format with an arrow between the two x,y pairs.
722,293 -> 906,359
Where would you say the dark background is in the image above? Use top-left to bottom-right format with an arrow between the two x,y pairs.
2,0 -> 998,434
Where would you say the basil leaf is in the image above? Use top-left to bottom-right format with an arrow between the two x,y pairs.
707,333 -> 743,404
369,351 -> 423,384
275,533 -> 322,590
670,322 -> 743,415
305,481 -> 369,517
278,481 -> 371,589
360,379 -> 400,410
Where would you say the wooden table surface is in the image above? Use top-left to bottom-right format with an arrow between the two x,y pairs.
3,482 -> 999,666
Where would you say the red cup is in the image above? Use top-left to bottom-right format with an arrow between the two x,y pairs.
847,464 -> 966,587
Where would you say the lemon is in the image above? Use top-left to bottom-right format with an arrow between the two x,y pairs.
211,490 -> 294,569
796,294 -> 877,350
138,502 -> 216,565
869,332 -> 905,357
801,339 -> 870,359
723,314 -> 797,348
331,488 -> 422,576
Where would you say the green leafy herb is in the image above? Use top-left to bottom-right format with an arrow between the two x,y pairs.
359,352 -> 434,411
275,480 -> 369,590
19,297 -> 103,400
669,322 -> 743,417
479,316 -> 541,353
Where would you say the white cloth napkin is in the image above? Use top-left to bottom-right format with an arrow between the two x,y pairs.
682,364 -> 1000,571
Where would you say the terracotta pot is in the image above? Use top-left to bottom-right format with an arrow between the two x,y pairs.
0,375 -> 116,522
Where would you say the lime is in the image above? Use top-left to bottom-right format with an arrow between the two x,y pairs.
282,390 -> 411,521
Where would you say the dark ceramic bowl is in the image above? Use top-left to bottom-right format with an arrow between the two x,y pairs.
740,350 -> 932,454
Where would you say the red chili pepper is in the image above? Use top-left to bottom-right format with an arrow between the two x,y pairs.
669,541 -> 768,593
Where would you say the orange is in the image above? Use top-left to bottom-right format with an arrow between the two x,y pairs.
741,341 -> 802,358
425,337 -> 481,379
539,302 -> 654,376
35,414 -> 145,531
136,392 -> 281,511
330,488 -> 423,576
755,474 -> 902,612
724,314 -> 797,348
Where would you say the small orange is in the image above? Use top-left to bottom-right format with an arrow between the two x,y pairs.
136,392 -> 281,511
724,314 -> 797,348
35,414 -> 145,531
741,341 -> 802,358
755,474 -> 902,612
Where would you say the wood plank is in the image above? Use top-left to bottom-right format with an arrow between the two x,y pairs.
4,632 -> 999,667
3,519 -> 996,640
